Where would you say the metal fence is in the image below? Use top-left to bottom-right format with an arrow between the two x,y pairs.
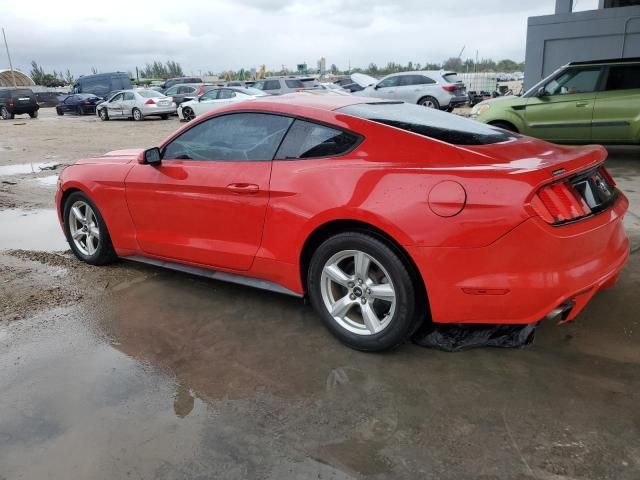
457,72 -> 524,105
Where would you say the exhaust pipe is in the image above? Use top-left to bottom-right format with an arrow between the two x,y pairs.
545,300 -> 574,323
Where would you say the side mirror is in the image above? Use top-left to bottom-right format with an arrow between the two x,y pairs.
536,86 -> 547,97
139,147 -> 161,165
374,84 -> 380,90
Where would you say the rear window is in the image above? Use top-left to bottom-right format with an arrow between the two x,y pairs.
13,89 -> 34,97
285,79 -> 304,88
339,102 -> 516,146
443,73 -> 461,83
138,90 -> 164,98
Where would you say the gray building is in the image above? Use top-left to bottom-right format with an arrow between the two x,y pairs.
525,0 -> 640,89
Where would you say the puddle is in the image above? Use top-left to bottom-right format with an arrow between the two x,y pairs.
0,162 -> 60,176
0,209 -> 67,251
33,174 -> 58,186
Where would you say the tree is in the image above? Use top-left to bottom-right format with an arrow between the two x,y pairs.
424,62 -> 441,70
91,67 -> 99,74
29,61 -> 64,87
442,57 -> 463,71
64,69 -> 75,84
367,63 -> 379,75
330,63 -> 338,75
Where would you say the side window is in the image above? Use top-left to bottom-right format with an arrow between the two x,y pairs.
398,75 -> 432,86
275,120 -> 360,159
65,95 -> 77,103
110,93 -> 124,102
123,92 -> 135,101
377,76 -> 399,88
200,90 -> 219,101
165,86 -> 178,95
217,89 -> 236,99
605,65 -> 640,91
285,79 -> 304,88
163,113 -> 293,161
263,80 -> 281,90
544,68 -> 601,96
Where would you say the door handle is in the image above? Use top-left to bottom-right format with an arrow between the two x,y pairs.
575,101 -> 589,107
226,183 -> 259,194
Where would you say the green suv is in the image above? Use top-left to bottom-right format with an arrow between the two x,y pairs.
471,58 -> 640,144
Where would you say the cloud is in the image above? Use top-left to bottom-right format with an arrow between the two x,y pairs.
0,0 -> 554,77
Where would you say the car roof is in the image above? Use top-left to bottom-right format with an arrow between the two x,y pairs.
385,70 -> 453,78
568,57 -> 640,66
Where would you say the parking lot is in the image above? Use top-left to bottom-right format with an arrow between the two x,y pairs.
1,108 -> 639,479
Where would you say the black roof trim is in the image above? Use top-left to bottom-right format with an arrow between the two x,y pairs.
568,57 -> 640,66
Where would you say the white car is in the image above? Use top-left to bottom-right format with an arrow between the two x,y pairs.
97,89 -> 176,121
177,87 -> 269,121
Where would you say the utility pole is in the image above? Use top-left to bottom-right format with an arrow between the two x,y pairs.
2,28 -> 17,87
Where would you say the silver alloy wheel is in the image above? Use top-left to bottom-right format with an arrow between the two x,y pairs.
320,249 -> 396,336
68,200 -> 100,256
99,108 -> 108,120
0,107 -> 9,120
133,108 -> 142,121
183,107 -> 195,121
420,98 -> 437,108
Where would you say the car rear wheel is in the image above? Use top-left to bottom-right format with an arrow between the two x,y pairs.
182,107 -> 195,121
132,108 -> 143,121
98,108 -> 109,121
56,108 -> 64,116
307,232 -> 420,351
161,114 -> 169,120
418,96 -> 440,109
63,192 -> 116,265
1,106 -> 14,120
29,110 -> 38,119
76,106 -> 83,115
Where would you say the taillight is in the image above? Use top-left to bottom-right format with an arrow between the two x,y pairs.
442,85 -> 457,92
7,98 -> 14,106
598,166 -> 616,187
145,98 -> 156,105
84,100 -> 91,105
196,87 -> 205,96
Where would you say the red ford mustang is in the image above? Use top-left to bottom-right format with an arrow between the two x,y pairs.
56,94 -> 629,351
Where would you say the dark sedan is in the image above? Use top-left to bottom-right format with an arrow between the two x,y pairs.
56,94 -> 101,115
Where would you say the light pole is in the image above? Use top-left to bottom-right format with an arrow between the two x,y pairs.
2,27 -> 17,87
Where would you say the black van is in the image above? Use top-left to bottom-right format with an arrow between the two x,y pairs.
72,72 -> 133,99
0,88 -> 39,119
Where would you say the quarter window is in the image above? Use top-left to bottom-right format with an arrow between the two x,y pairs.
398,75 -> 435,86
200,90 -> 219,101
285,79 -> 304,88
123,92 -> 135,101
163,113 -> 293,161
605,65 -> 640,90
217,89 -> 236,99
276,120 -> 359,159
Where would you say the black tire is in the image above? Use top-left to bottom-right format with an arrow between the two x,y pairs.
1,106 -> 14,120
489,121 -> 519,133
418,96 -> 440,109
63,191 -> 117,265
161,114 -> 169,120
29,110 -> 38,119
307,232 -> 421,352
98,108 -> 109,121
76,106 -> 83,115
56,108 -> 64,116
132,108 -> 143,121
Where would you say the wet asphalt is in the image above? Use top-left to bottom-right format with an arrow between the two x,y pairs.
0,147 -> 639,480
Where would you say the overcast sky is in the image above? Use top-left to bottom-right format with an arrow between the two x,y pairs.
0,0 -> 557,77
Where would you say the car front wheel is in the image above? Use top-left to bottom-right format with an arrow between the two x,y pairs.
63,192 -> 116,265
308,232 -> 420,351
98,108 -> 109,121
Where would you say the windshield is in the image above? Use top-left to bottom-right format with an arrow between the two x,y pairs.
339,102 -> 517,146
137,90 -> 164,98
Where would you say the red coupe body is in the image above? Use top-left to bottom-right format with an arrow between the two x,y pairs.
56,94 -> 629,327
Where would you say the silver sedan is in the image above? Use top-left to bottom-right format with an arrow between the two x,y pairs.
97,89 -> 176,121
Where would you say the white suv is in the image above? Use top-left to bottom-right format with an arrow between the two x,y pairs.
354,71 -> 468,111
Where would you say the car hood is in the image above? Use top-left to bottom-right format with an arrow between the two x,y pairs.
475,95 -> 524,108
75,148 -> 144,165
